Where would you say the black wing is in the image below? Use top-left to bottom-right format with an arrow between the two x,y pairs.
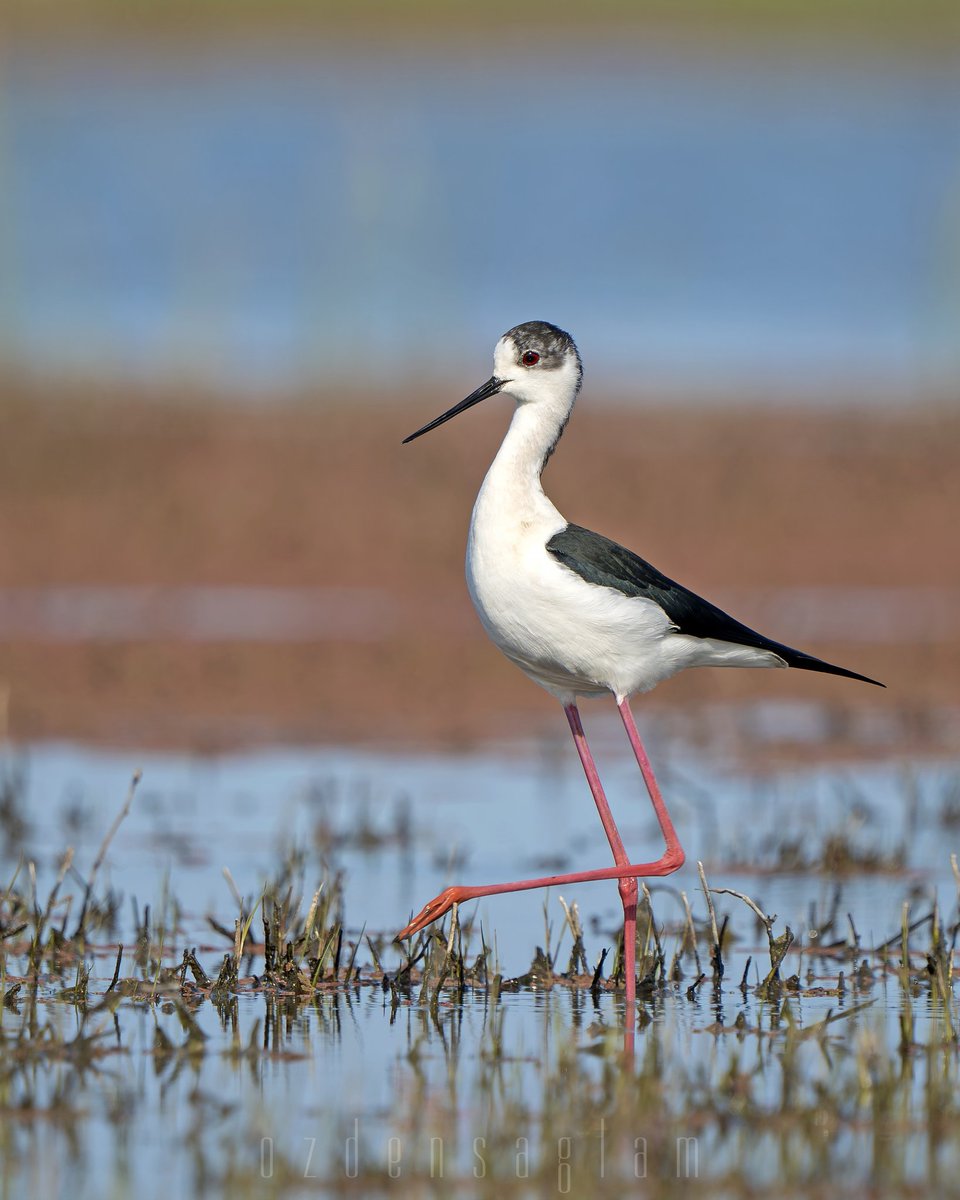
546,523 -> 884,688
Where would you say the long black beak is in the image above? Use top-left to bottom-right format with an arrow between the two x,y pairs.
402,376 -> 505,444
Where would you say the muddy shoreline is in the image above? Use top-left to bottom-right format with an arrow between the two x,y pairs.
1,380 -> 956,752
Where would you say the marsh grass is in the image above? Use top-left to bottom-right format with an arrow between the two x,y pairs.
0,768 -> 959,1198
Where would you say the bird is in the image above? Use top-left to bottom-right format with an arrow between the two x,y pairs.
396,320 -> 883,1011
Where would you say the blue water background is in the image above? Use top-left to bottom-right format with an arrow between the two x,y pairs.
2,42 -> 958,398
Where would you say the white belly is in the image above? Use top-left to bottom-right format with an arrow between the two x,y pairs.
466,509 -> 691,701
463,437 -> 785,702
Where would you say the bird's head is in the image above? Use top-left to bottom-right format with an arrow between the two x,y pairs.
494,320 -> 583,406
403,320 -> 582,444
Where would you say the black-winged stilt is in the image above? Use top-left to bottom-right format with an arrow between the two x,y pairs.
397,320 -> 883,1010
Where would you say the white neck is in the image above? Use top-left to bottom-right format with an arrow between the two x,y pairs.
495,399 -> 565,484
473,380 -> 577,531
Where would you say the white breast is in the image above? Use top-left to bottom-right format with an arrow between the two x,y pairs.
465,458 -> 686,701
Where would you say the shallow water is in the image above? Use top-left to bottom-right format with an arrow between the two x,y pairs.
2,724 -> 959,1196
8,727 -> 957,965
1,710 -> 960,1200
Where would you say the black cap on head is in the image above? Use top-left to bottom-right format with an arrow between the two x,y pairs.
502,321 -> 581,375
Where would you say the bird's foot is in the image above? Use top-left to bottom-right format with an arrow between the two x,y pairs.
395,885 -> 470,941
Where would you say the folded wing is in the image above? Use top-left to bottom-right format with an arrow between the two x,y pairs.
546,523 -> 884,688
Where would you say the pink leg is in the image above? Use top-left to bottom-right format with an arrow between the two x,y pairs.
616,697 -> 683,863
396,697 -> 685,1022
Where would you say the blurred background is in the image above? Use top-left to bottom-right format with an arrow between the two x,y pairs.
1,1 -> 958,753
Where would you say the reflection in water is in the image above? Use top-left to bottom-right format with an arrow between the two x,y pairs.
1,928 -> 958,1196
0,734 -> 958,1194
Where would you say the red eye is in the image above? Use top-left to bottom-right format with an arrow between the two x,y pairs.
522,350 -> 540,366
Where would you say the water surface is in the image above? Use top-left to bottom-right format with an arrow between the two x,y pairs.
3,43 -> 958,397
2,725 -> 958,1197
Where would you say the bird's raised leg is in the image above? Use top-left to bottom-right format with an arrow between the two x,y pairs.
616,695 -> 684,870
393,700 -> 686,1008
